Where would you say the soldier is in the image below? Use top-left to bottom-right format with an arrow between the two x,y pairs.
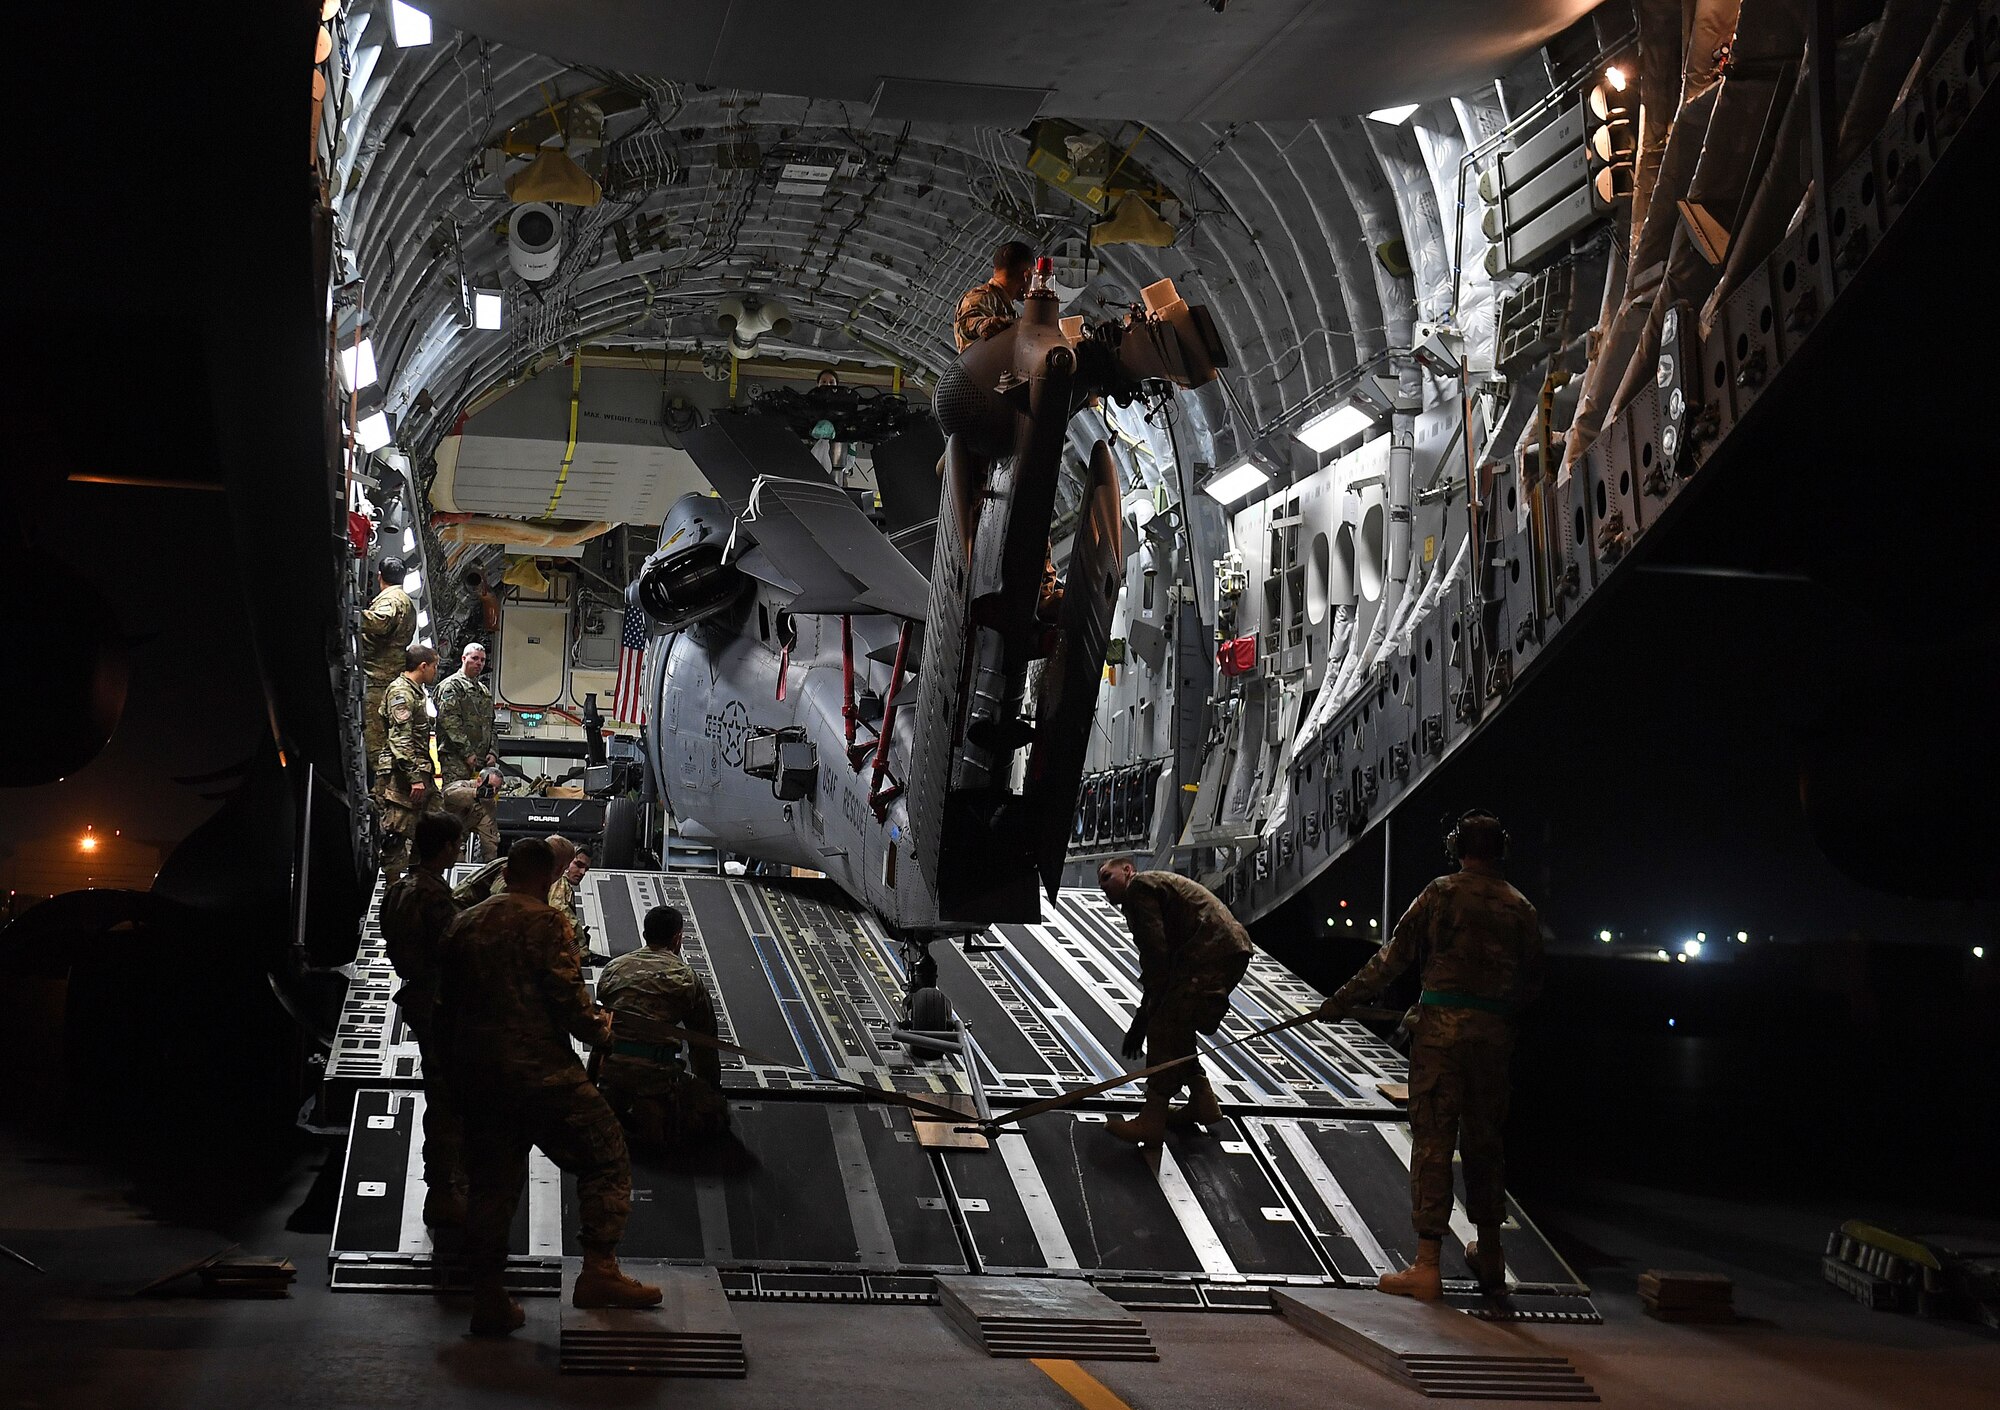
437,642 -> 499,858
443,766 -> 504,864
953,240 -> 1035,352
592,905 -> 731,1153
437,837 -> 660,1336
549,849 -> 594,960
359,556 -> 417,777
1095,858 -> 1254,1145
375,644 -> 440,884
1317,811 -> 1544,1301
378,811 -> 466,1228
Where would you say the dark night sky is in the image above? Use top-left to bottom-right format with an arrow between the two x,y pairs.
0,485 -> 266,894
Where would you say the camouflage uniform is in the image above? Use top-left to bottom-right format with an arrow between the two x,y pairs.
358,584 -> 417,775
1328,869 -> 1543,1239
1118,871 -> 1255,1103
437,891 -> 629,1277
442,776 -> 502,862
378,863 -> 463,1204
548,875 -> 589,953
954,278 -> 1016,351
373,673 -> 437,884
592,947 -> 731,1151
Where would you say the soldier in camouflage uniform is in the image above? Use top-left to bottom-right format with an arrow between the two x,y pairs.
953,240 -> 1034,351
358,556 -> 417,778
1096,859 -> 1255,1145
436,837 -> 661,1336
374,644 -> 440,885
436,642 -> 499,858
548,849 -> 592,957
592,904 -> 731,1152
443,767 -> 504,864
377,812 -> 466,1228
1319,811 -> 1543,1300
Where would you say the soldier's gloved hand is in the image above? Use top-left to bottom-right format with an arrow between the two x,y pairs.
1315,997 -> 1350,1022
1120,1012 -> 1149,1062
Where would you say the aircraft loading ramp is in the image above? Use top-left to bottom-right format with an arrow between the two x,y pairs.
325,872 -> 1590,1317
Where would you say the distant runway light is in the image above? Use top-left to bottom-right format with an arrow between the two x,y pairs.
1345,918 -> 1354,928
1977,946 -> 1986,959
1682,938 -> 1702,957
1736,931 -> 1748,942
1696,931 -> 1706,943
1599,929 -> 1613,942
1668,1017 -> 1676,1028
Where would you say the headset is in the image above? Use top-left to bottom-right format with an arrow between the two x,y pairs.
1443,809 -> 1509,861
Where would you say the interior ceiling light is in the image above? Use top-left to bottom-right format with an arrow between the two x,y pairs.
473,291 -> 503,330
1296,402 -> 1375,453
338,337 -> 377,391
1367,103 -> 1419,124
390,1 -> 432,47
1202,460 -> 1270,506
1604,64 -> 1628,92
405,570 -> 423,595
355,410 -> 393,453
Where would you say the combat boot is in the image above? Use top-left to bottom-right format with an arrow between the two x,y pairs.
1106,1089 -> 1173,1146
1166,1075 -> 1224,1129
1377,1237 -> 1443,1301
1465,1226 -> 1507,1296
468,1278 -> 525,1336
573,1248 -> 663,1310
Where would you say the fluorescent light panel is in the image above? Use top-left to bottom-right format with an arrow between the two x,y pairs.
473,290 -> 503,330
355,410 -> 392,452
390,2 -> 432,47
1367,103 -> 1419,124
1202,460 -> 1270,505
338,337 -> 377,390
1296,402 -> 1375,453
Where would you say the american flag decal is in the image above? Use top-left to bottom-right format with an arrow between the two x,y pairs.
613,608 -> 648,726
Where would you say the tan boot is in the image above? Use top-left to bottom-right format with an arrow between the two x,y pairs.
1166,1075 -> 1224,1129
572,1249 -> 662,1310
1377,1237 -> 1444,1301
469,1278 -> 525,1336
1105,1089 -> 1173,1146
1466,1226 -> 1507,1296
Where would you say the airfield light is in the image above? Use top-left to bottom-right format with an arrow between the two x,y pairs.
1296,402 -> 1375,453
1736,931 -> 1748,943
1668,1017 -> 1676,1028
1367,103 -> 1420,124
1696,931 -> 1706,942
1599,929 -> 1613,942
1676,953 -> 1688,962
1656,949 -> 1668,960
1604,65 -> 1628,92
1682,938 -> 1703,957
338,337 -> 378,391
474,290 -> 504,330
390,2 -> 432,47
1369,918 -> 1378,928
1976,946 -> 1986,959
1326,918 -> 1336,927
355,410 -> 393,453
1202,459 -> 1270,506
79,831 -> 98,853
1345,918 -> 1354,928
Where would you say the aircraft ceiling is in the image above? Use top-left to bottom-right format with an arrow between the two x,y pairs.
418,0 -> 1604,122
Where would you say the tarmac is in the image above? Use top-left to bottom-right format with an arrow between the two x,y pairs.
3,1124 -> 1993,1410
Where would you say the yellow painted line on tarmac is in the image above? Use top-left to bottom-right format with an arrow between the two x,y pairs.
1032,1358 -> 1136,1410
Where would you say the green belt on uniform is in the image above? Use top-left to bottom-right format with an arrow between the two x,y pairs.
609,1038 -> 685,1065
1419,989 -> 1516,1017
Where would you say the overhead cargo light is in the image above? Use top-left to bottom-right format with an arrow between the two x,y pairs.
1367,103 -> 1419,124
406,570 -> 423,595
390,2 -> 432,47
1202,460 -> 1270,506
1296,402 -> 1375,453
1603,65 -> 1628,92
401,527 -> 416,553
355,410 -> 393,453
473,290 -> 503,330
338,337 -> 377,391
